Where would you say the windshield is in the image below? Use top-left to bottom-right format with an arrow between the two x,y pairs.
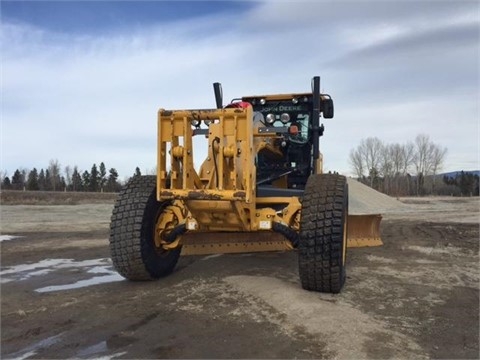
288,113 -> 310,144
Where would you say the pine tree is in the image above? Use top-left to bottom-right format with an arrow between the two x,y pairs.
99,162 -> 107,192
82,171 -> 91,191
458,171 -> 477,196
106,168 -> 120,192
60,176 -> 67,191
2,176 -> 11,189
71,166 -> 82,191
44,169 -> 52,191
90,164 -> 99,192
38,169 -> 46,190
11,169 -> 23,190
27,168 -> 40,190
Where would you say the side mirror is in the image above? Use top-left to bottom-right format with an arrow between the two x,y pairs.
322,98 -> 334,119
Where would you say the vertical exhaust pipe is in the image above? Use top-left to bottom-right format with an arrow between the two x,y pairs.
312,76 -> 321,174
213,82 -> 223,109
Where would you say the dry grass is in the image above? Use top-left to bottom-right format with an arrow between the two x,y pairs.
0,190 -> 117,205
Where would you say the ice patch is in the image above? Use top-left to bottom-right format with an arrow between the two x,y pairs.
76,340 -> 127,359
405,245 -> 463,256
5,332 -> 64,359
96,353 -> 128,360
0,235 -> 23,242
14,350 -> 37,360
201,254 -> 223,261
1,258 -> 124,291
36,273 -> 124,293
0,258 -> 110,283
365,255 -> 397,264
76,340 -> 108,357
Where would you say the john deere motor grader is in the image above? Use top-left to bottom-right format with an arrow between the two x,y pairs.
109,76 -> 381,293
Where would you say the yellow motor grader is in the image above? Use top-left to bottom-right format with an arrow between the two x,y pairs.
109,76 -> 381,293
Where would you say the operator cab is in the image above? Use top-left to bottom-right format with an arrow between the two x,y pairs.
240,93 -> 333,191
213,77 -> 334,194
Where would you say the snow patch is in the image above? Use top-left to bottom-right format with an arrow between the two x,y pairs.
0,235 -> 23,242
35,273 -> 123,293
76,340 -> 127,359
4,333 -> 64,360
405,245 -> 463,256
201,254 -> 224,261
1,258 -> 124,291
0,258 -> 109,281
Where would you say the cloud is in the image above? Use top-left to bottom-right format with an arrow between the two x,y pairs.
2,15 -> 265,178
327,22 -> 478,78
1,1 -> 479,180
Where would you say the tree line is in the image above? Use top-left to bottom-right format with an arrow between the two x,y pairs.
0,160 -> 144,193
443,171 -> 479,196
348,133 -> 462,196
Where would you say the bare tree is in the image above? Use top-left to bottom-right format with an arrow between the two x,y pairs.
0,170 -> 8,183
349,137 -> 383,187
64,165 -> 72,189
379,143 -> 395,194
390,143 -> 404,176
401,141 -> 415,195
413,135 -> 431,195
48,159 -> 61,191
19,167 -> 29,191
413,134 -> 449,195
414,134 -> 433,175
431,145 -> 448,194
362,137 -> 383,187
402,141 -> 415,175
349,135 -> 447,196
349,148 -> 364,178
388,143 -> 404,196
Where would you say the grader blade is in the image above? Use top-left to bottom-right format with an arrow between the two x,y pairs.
347,214 -> 383,247
180,232 -> 292,256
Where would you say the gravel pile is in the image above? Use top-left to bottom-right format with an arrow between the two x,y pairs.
347,178 -> 407,215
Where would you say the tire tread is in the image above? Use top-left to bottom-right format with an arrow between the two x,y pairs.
298,173 -> 348,293
109,175 -> 179,280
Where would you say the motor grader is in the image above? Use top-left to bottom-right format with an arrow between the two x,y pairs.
109,76 -> 381,293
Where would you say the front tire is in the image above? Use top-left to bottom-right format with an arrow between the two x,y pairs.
298,173 -> 348,293
109,175 -> 180,280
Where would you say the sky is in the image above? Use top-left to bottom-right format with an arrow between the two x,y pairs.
1,0 -> 479,181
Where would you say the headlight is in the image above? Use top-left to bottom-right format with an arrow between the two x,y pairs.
265,113 -> 276,124
204,119 -> 212,126
292,98 -> 298,104
260,98 -> 266,105
280,113 -> 290,124
191,119 -> 201,127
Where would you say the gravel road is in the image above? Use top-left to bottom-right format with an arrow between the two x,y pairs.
1,196 -> 478,359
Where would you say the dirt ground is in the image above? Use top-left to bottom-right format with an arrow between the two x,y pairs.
1,196 -> 479,359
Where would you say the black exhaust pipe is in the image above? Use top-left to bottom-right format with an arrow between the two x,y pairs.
312,76 -> 321,174
213,82 -> 223,109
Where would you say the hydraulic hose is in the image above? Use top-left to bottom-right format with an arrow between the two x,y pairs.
272,222 -> 299,248
163,223 -> 187,243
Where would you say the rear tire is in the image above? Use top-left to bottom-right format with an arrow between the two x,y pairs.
109,175 -> 180,280
298,173 -> 348,293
